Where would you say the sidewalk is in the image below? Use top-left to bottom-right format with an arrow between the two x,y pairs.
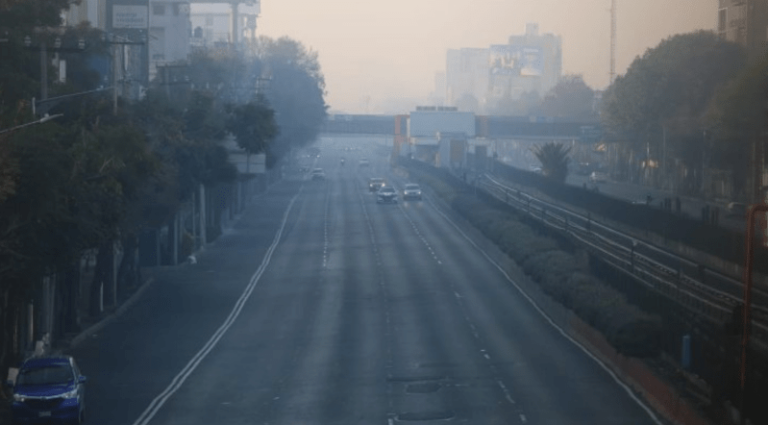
565,173 -> 745,232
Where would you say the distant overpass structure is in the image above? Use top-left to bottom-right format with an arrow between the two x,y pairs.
321,113 -> 601,142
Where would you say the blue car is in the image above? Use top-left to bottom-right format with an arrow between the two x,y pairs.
8,356 -> 86,424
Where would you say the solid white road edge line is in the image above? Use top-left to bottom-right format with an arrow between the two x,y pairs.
131,189 -> 302,425
425,196 -> 664,425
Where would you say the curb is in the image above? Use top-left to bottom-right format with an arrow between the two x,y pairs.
68,277 -> 155,349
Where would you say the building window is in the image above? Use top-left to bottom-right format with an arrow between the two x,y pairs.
153,4 -> 165,16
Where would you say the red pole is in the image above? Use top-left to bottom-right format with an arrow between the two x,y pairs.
740,204 -> 768,424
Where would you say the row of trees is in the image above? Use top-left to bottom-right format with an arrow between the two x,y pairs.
602,31 -> 759,198
0,0 -> 326,372
521,31 -> 760,201
488,74 -> 598,120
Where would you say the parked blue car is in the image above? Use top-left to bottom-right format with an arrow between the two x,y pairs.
8,356 -> 86,424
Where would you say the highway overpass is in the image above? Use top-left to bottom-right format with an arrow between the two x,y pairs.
321,113 -> 602,142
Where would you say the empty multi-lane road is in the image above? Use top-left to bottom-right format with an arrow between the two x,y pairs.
69,136 -> 662,425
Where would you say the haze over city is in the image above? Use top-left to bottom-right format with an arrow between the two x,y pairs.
258,0 -> 715,113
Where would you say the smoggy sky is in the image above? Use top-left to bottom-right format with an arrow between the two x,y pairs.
257,1 -> 715,113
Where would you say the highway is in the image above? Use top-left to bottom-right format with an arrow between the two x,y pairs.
69,136 -> 662,425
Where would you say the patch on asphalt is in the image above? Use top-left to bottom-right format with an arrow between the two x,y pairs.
397,410 -> 455,421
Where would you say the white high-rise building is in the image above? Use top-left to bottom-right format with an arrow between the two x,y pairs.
190,2 -> 261,49
149,1 -> 192,78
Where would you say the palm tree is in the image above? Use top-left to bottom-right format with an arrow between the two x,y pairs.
532,142 -> 571,183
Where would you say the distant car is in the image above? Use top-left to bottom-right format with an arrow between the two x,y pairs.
368,177 -> 384,192
311,168 -> 326,180
9,355 -> 87,424
377,186 -> 398,204
358,158 -> 370,167
402,183 -> 423,201
589,171 -> 609,183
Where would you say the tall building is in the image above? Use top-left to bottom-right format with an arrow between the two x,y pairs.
489,23 -> 562,103
445,24 -> 562,114
445,48 -> 489,111
717,0 -> 768,60
148,1 -> 191,78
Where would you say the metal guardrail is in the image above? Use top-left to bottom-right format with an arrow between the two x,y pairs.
476,174 -> 768,349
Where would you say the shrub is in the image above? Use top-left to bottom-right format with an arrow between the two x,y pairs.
522,250 -> 581,282
499,227 -> 558,264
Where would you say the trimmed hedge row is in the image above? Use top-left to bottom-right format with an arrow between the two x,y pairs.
406,161 -> 662,358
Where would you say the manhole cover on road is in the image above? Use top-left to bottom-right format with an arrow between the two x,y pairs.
397,411 -> 455,421
406,382 -> 441,393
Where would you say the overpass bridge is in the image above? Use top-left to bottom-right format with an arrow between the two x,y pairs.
321,113 -> 602,142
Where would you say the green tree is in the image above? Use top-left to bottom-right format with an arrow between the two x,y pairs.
226,96 -> 278,157
532,142 -> 571,183
600,31 -> 745,190
542,74 -> 596,119
490,90 -> 543,116
257,36 -> 327,167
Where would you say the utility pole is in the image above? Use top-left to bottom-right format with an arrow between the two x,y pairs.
113,42 -> 119,115
40,42 -> 47,101
610,0 -> 617,85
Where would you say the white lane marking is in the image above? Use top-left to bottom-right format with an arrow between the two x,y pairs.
426,197 -> 664,425
131,190 -> 302,425
520,413 -> 528,423
394,194 -> 441,265
323,184 -> 331,269
497,380 -> 516,405
387,418 -> 395,425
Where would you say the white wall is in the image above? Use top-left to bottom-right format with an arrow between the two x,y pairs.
149,1 -> 190,78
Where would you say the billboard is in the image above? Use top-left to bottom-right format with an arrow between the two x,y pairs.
489,45 -> 543,77
113,5 -> 148,29
107,0 -> 149,31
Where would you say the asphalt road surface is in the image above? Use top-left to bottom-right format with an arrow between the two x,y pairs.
69,137 -> 662,425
